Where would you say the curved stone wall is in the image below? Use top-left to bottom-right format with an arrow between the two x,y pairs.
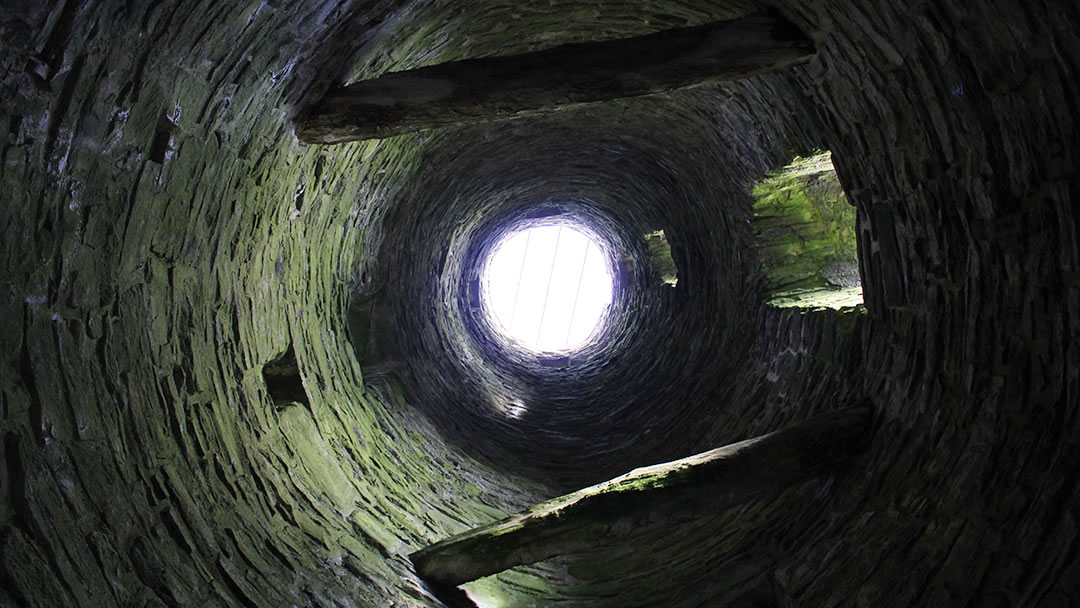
366,102 -> 793,489
1,0 -> 1077,607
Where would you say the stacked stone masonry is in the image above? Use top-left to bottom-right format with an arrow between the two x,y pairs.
0,0 -> 1077,606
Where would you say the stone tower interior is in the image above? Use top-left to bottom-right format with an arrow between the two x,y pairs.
1,1 -> 1078,606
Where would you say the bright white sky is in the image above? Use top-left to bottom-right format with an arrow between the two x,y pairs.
483,225 -> 613,351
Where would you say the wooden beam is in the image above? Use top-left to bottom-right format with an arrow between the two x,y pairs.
296,13 -> 815,143
410,405 -> 872,586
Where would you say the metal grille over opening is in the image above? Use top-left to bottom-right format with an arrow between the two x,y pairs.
483,225 -> 613,352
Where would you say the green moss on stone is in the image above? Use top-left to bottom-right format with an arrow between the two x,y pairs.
645,230 -> 678,286
751,152 -> 861,308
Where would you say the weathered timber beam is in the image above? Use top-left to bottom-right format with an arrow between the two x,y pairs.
296,13 -> 816,143
410,405 -> 872,586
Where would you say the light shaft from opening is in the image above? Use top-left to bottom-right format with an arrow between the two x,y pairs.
484,225 -> 612,351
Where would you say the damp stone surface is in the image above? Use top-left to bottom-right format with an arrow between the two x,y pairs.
1,1 -> 1079,607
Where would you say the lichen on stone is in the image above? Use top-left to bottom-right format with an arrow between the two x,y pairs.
751,151 -> 862,308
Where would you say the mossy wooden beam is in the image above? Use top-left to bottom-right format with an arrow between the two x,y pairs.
410,405 -> 872,586
296,13 -> 815,143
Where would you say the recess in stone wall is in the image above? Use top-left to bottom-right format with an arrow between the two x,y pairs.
645,230 -> 678,287
750,152 -> 862,308
262,345 -> 310,408
347,290 -> 402,384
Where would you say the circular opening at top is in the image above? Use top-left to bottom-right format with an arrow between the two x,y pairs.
482,224 -> 614,352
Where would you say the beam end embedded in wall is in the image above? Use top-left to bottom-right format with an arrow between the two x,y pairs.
410,404 -> 872,587
295,13 -> 816,143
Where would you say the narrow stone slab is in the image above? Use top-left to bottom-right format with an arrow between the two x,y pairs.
410,405 -> 872,586
296,13 -> 815,143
